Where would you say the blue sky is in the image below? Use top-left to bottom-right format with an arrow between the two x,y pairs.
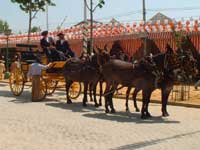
1,0 -> 200,33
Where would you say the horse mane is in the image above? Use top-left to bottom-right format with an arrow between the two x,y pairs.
153,53 -> 166,67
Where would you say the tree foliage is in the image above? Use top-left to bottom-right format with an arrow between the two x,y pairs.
85,0 -> 105,12
0,20 -> 10,33
10,0 -> 55,43
11,0 -> 55,14
85,0 -> 105,54
98,0 -> 105,8
31,26 -> 41,32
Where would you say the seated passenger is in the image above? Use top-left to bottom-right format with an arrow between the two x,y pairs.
110,40 -> 123,59
56,33 -> 75,58
48,37 -> 66,61
40,31 -> 52,62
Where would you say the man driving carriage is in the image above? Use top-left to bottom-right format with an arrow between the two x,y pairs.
56,33 -> 75,58
40,31 -> 75,62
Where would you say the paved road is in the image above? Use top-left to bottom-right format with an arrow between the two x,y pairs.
0,82 -> 200,150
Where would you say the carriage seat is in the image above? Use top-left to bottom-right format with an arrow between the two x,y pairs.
46,61 -> 66,73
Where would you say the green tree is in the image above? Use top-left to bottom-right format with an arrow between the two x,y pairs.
0,20 -> 11,33
85,0 -> 105,54
31,26 -> 41,32
10,0 -> 55,43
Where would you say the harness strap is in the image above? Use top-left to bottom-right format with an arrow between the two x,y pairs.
103,85 -> 124,97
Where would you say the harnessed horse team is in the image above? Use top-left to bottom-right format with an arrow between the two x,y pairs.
62,42 -> 199,119
40,30 -> 199,119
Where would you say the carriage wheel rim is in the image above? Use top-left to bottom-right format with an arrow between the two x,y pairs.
46,80 -> 58,95
9,72 -> 24,96
68,82 -> 82,99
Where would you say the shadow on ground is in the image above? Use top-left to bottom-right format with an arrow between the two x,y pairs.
0,83 -> 7,87
46,100 -> 180,124
83,111 -> 180,124
111,130 -> 200,150
46,101 -> 104,113
0,87 -> 58,104
0,88 -> 32,103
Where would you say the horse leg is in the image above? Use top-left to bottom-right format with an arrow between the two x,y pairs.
99,81 -> 103,106
141,90 -> 152,119
125,87 -> 131,112
92,81 -> 99,107
89,83 -> 93,102
145,94 -> 153,118
104,82 -> 111,113
83,82 -> 88,107
132,88 -> 140,112
161,85 -> 173,117
66,80 -> 73,104
109,84 -> 117,113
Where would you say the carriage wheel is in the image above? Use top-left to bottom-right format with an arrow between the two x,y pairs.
68,82 -> 82,99
33,78 -> 47,101
9,69 -> 25,96
46,80 -> 58,95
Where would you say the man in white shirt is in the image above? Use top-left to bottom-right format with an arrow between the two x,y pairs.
28,58 -> 51,101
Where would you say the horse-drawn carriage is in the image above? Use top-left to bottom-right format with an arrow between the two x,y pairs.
9,44 -> 82,101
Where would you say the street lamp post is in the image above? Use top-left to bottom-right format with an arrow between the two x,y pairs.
4,29 -> 11,79
142,0 -> 147,56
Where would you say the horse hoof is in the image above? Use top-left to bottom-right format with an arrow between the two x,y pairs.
141,115 -> 147,119
126,108 -> 130,112
83,103 -> 87,107
67,100 -> 72,104
105,109 -> 110,113
162,112 -> 169,117
111,109 -> 116,114
136,108 -> 140,112
146,112 -> 152,118
94,103 -> 99,107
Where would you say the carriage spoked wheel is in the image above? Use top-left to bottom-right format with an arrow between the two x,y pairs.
46,80 -> 58,95
9,69 -> 25,96
36,77 -> 47,101
68,82 -> 82,99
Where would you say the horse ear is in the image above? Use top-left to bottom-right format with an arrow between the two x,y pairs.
95,46 -> 102,54
104,44 -> 108,51
93,47 -> 98,54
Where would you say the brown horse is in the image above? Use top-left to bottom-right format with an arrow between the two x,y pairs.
96,47 -> 186,119
89,45 -> 130,107
63,54 -> 101,107
126,49 -> 198,114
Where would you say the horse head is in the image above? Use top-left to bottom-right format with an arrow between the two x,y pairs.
95,46 -> 110,67
153,49 -> 181,80
177,51 -> 199,82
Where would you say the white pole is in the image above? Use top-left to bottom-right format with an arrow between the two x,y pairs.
143,0 -> 147,56
83,0 -> 88,54
46,4 -> 49,30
